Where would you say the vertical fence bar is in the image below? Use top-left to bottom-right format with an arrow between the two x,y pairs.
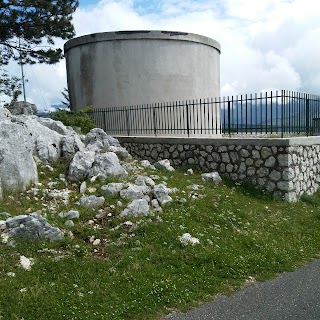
227,100 -> 230,136
306,95 -> 310,137
186,101 -> 190,137
270,91 -> 273,134
281,90 -> 285,138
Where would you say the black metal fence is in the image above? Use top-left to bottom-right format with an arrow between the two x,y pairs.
86,90 -> 320,137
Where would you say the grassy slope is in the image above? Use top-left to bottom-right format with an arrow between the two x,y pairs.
1,162 -> 320,320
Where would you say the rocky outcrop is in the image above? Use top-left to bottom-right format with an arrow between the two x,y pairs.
4,212 -> 64,241
9,101 -> 37,115
0,120 -> 38,190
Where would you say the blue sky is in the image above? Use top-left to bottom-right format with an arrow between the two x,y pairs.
3,0 -> 320,110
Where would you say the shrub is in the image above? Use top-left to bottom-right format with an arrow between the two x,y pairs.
51,106 -> 96,134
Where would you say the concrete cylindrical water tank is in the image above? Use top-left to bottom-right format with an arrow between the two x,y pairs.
64,30 -> 221,136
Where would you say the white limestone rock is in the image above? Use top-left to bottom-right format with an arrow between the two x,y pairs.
5,212 -> 64,241
85,128 -> 120,151
9,101 -> 37,115
201,172 -> 222,184
0,119 -> 38,190
108,145 -> 131,160
79,195 -> 105,208
58,210 -> 80,219
153,184 -> 173,205
68,150 -> 95,181
155,159 -> 175,172
19,256 -> 34,271
140,160 -> 156,170
120,199 -> 150,217
61,134 -> 85,161
101,183 -> 125,198
179,233 -> 200,246
89,152 -> 128,180
120,184 -> 151,201
0,107 -> 12,118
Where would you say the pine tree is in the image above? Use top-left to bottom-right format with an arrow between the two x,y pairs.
0,0 -> 79,64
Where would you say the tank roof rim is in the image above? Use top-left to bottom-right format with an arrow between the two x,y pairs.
64,30 -> 221,53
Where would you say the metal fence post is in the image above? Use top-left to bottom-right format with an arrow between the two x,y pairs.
281,90 -> 284,138
186,101 -> 190,137
228,100 -> 231,137
306,97 -> 310,137
153,104 -> 157,136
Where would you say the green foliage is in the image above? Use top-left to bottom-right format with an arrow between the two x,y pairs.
0,64 -> 22,107
51,106 -> 96,134
0,0 -> 78,64
61,87 -> 70,108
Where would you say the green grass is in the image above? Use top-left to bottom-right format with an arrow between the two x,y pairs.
1,162 -> 320,319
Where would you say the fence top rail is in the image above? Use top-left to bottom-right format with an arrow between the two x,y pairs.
88,90 -> 320,112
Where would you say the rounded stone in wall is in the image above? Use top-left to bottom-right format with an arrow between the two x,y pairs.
270,170 -> 281,181
229,152 -> 239,163
177,144 -> 184,152
277,181 -> 294,191
220,163 -> 226,172
209,162 -> 218,170
226,163 -> 233,173
218,146 -> 228,152
257,167 -> 269,177
240,149 -> 250,158
212,152 -> 220,162
285,192 -> 297,202
207,154 -> 213,161
252,150 -> 260,159
245,158 -> 254,166
282,168 -> 295,181
199,151 -> 207,158
265,156 -> 276,168
172,150 -> 179,158
257,178 -> 267,187
255,159 -> 264,167
205,145 -> 213,153
230,173 -> 238,180
266,181 -> 276,192
221,153 -> 230,163
261,147 -> 272,159
247,167 -> 256,176
238,162 -> 246,173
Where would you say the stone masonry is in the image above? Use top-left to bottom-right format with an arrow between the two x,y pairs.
118,136 -> 320,202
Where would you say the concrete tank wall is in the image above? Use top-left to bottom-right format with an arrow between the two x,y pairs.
64,30 -> 221,136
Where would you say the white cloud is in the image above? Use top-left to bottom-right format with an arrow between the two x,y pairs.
4,0 -> 320,110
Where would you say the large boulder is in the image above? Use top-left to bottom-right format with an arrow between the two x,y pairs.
120,199 -> 150,217
89,152 -> 128,180
85,128 -> 120,152
68,150 -> 96,181
0,120 -> 38,190
153,184 -> 173,205
9,101 -> 37,115
4,212 -> 64,241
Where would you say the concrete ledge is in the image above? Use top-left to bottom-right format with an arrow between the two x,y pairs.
116,136 -> 320,147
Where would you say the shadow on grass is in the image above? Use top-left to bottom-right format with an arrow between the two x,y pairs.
222,175 -> 275,202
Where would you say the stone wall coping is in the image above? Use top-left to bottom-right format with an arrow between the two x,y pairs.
116,135 -> 320,147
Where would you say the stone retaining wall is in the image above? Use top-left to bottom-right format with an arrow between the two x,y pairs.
117,136 -> 320,201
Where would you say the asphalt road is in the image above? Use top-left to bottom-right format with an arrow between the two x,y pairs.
165,259 -> 320,320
